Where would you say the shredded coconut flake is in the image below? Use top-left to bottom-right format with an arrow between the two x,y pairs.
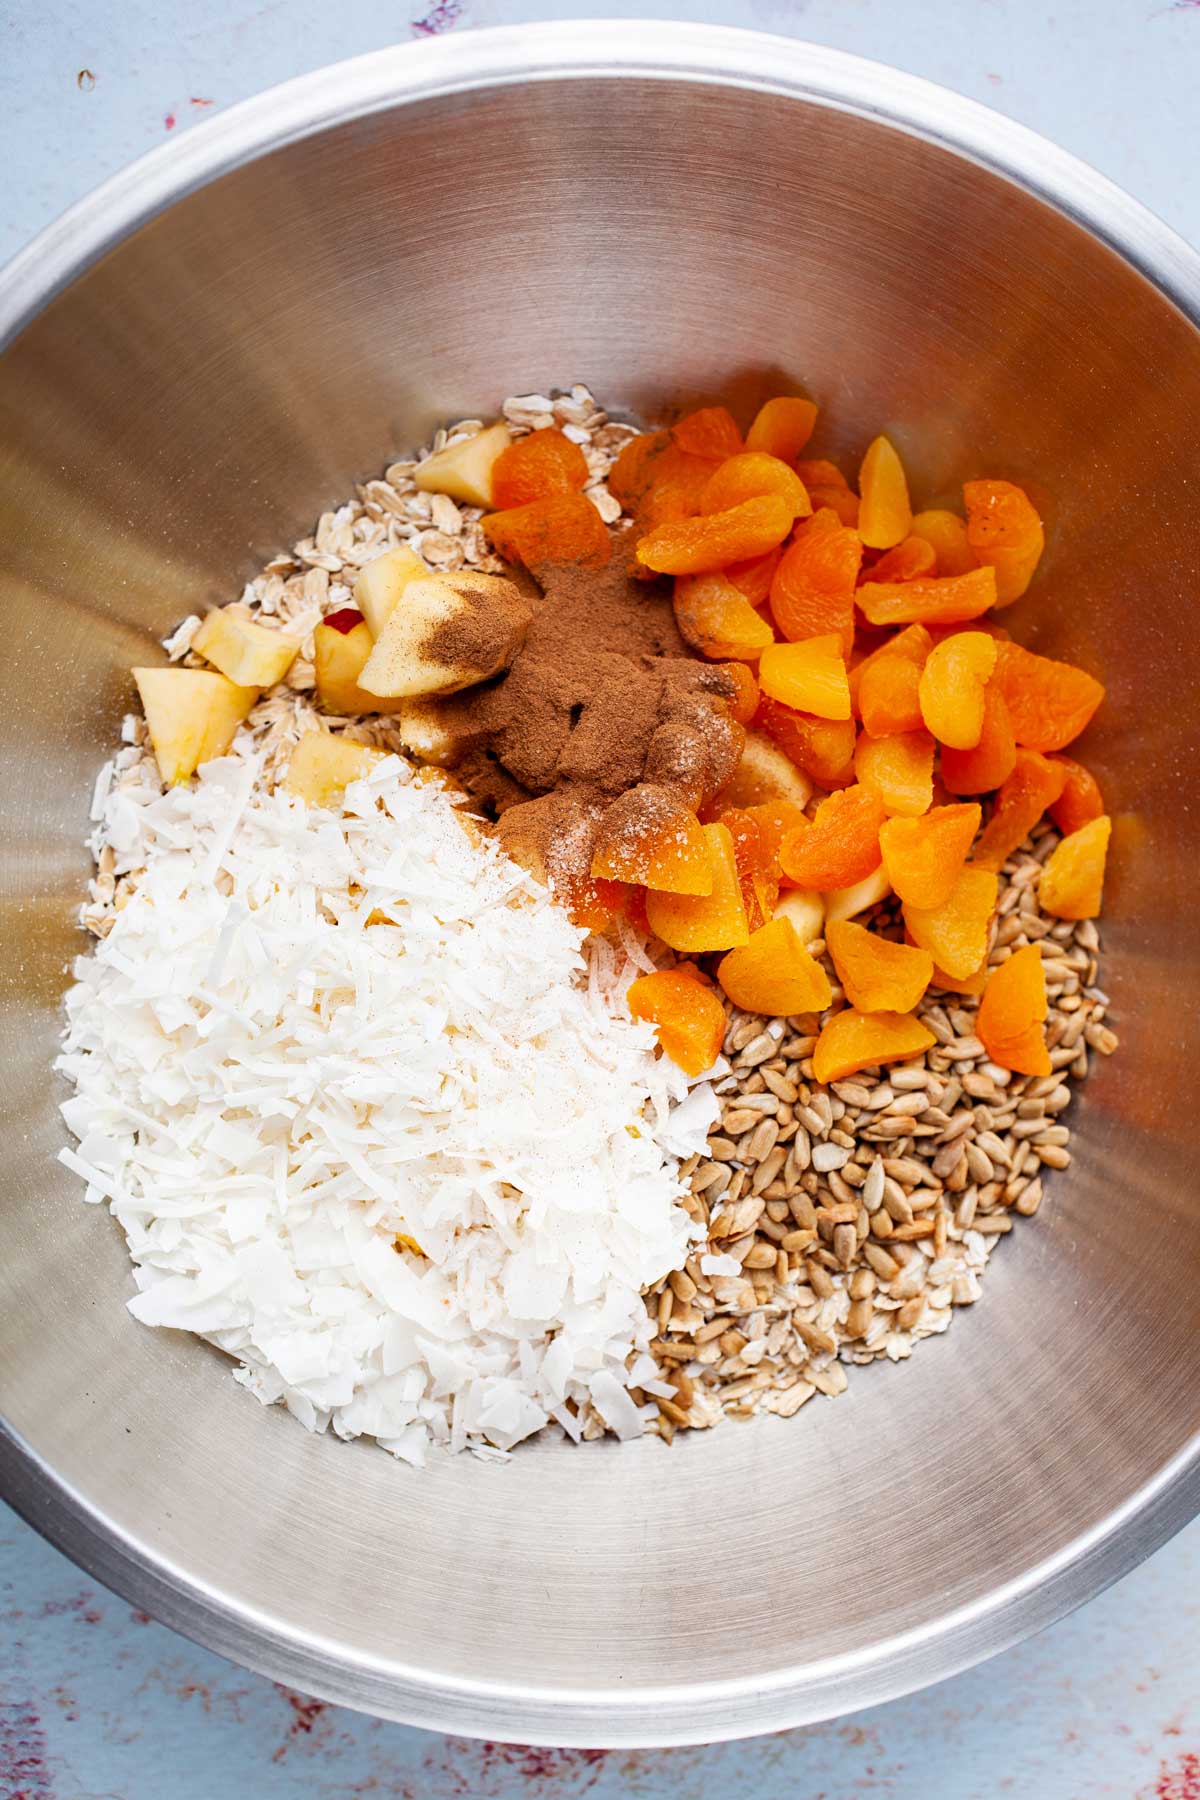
58,753 -> 716,1462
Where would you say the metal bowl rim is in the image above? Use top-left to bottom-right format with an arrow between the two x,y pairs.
2,18 -> 1199,1745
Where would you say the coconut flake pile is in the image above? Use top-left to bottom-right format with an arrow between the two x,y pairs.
57,751 -> 718,1463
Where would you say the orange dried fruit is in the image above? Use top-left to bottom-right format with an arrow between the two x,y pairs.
910,509 -> 978,577
672,405 -> 744,460
918,630 -> 999,750
607,431 -> 670,508
717,661 -> 761,725
638,495 -> 794,575
725,545 -> 783,608
1048,755 -> 1105,835
861,536 -> 937,584
745,396 -> 818,461
755,695 -> 858,789
673,573 -> 775,662
854,623 -> 933,737
627,966 -> 727,1077
796,459 -> 860,528
559,873 -> 628,935
718,916 -> 832,1017
927,952 -> 989,996
857,565 -> 997,627
879,802 -> 981,909
941,686 -> 1017,795
903,865 -> 998,979
744,799 -> 809,868
758,634 -> 850,720
826,919 -> 933,1013
591,785 -> 713,896
491,427 -> 589,509
701,452 -> 811,520
854,729 -> 935,817
483,493 -> 610,568
977,942 -> 1051,1076
974,749 -> 1068,871
721,807 -> 779,931
991,641 -> 1105,752
812,1008 -> 936,1084
768,508 -> 861,655
634,449 -> 719,533
963,478 -> 1045,606
644,822 -> 751,951
779,785 -> 887,891
858,436 -> 913,550
1038,814 -> 1111,920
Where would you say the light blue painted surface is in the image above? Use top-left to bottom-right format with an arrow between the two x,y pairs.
3,1 -> 1200,1794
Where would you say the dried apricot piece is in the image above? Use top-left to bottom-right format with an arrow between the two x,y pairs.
796,459 -> 860,527
721,807 -> 779,931
725,546 -> 783,608
716,661 -> 761,725
637,495 -> 794,575
925,950 -> 989,995
861,537 -> 937,584
991,641 -> 1105,752
769,508 -> 861,655
634,447 -> 720,532
746,396 -> 818,461
744,799 -> 809,869
779,785 -> 887,891
974,749 -> 1067,871
483,493 -> 610,567
645,822 -> 750,951
857,566 -> 997,627
758,634 -> 850,720
977,942 -> 1051,1076
627,966 -> 727,1076
812,1008 -> 936,1084
1038,815 -> 1111,920
941,686 -> 1017,794
672,406 -> 743,460
673,574 -> 776,661
918,630 -> 999,750
826,919 -> 933,1013
879,803 -> 981,908
903,865 -> 998,978
755,695 -> 858,789
910,509 -> 977,577
561,873 -> 628,934
854,730 -> 935,817
854,624 -> 933,737
964,479 -> 1045,606
718,916 -> 832,1016
491,427 -> 589,509
858,436 -> 912,550
591,785 -> 713,896
607,431 -> 669,508
1048,755 -> 1105,835
701,452 -> 811,520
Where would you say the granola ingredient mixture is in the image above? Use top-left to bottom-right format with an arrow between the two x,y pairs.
61,383 -> 1117,1454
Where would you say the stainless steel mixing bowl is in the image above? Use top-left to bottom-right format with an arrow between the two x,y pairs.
2,20 -> 1199,1747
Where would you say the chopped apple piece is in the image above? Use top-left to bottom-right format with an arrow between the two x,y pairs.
358,571 -> 532,699
132,667 -> 258,786
413,422 -> 512,508
313,608 -> 405,715
772,887 -> 825,947
393,697 -> 488,767
354,545 -> 429,639
284,733 -> 385,808
712,730 -> 813,811
824,863 -> 892,925
192,608 -> 300,689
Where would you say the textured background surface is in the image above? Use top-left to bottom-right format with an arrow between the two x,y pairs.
3,1 -> 1199,1794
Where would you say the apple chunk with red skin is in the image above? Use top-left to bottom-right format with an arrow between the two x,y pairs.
313,608 -> 405,715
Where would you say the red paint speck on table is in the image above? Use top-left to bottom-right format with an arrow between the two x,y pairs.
1146,1751 -> 1200,1800
411,0 -> 464,35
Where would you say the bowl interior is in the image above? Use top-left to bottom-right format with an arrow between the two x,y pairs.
2,37 -> 1200,1743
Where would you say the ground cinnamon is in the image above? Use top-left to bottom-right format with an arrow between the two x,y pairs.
412,529 -> 743,894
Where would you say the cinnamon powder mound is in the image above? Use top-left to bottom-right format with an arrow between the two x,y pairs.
415,528 -> 743,894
